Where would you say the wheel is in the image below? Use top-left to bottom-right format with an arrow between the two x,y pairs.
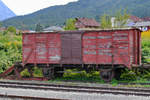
27,67 -> 34,77
54,67 -> 64,78
114,68 -> 122,80
42,68 -> 54,80
100,69 -> 114,82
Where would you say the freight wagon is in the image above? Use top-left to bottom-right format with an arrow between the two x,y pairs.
0,28 -> 141,82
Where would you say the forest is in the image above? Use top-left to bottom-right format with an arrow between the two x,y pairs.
2,0 -> 150,30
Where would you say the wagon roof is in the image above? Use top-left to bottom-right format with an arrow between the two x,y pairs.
23,28 -> 140,34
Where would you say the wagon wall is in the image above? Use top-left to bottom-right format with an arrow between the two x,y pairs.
23,33 -> 61,64
82,29 -> 141,68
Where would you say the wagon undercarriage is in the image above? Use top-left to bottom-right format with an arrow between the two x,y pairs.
0,62 -> 126,82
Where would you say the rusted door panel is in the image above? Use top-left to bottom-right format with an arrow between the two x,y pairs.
61,34 -> 72,64
61,33 -> 82,64
72,34 -> 82,59
61,48 -> 71,57
61,34 -> 72,59
72,48 -> 81,57
72,58 -> 82,64
61,58 -> 72,64
72,34 -> 81,40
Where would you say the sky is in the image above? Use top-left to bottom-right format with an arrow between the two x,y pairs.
2,0 -> 78,15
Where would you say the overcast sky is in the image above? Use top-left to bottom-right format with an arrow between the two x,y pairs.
2,0 -> 78,15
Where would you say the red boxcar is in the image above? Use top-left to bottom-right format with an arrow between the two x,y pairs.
23,28 -> 141,68
21,28 -> 141,81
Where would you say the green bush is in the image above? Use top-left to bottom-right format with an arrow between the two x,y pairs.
141,69 -> 150,80
33,67 -> 43,77
20,67 -> 43,77
62,69 -> 103,82
111,79 -> 118,86
63,69 -> 87,79
20,69 -> 30,77
120,69 -> 137,81
142,40 -> 150,63
0,33 -> 22,73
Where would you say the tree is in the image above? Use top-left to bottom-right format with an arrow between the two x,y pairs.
100,9 -> 130,29
0,22 -> 2,28
35,23 -> 43,32
7,26 -> 16,34
100,14 -> 112,29
64,18 -> 76,30
114,9 -> 130,28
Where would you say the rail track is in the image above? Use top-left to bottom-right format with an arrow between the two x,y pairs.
119,82 -> 150,85
0,94 -> 63,100
0,80 -> 150,97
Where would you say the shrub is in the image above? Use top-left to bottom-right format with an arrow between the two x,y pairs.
142,40 -> 150,63
20,69 -> 30,77
0,33 -> 22,73
120,69 -> 137,81
141,69 -> 150,80
111,79 -> 118,86
63,69 -> 87,78
33,67 -> 43,77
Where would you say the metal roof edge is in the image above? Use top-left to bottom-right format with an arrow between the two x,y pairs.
23,28 -> 140,34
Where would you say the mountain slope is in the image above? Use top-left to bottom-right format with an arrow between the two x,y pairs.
0,0 -> 16,21
2,0 -> 150,30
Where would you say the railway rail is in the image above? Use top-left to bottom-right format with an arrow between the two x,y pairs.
119,82 -> 150,85
0,94 -> 63,100
0,80 -> 150,97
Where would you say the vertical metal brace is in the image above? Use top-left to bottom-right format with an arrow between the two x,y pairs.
111,33 -> 114,69
82,64 -> 84,68
47,64 -> 49,68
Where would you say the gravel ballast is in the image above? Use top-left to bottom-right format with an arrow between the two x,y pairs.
0,87 -> 150,100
